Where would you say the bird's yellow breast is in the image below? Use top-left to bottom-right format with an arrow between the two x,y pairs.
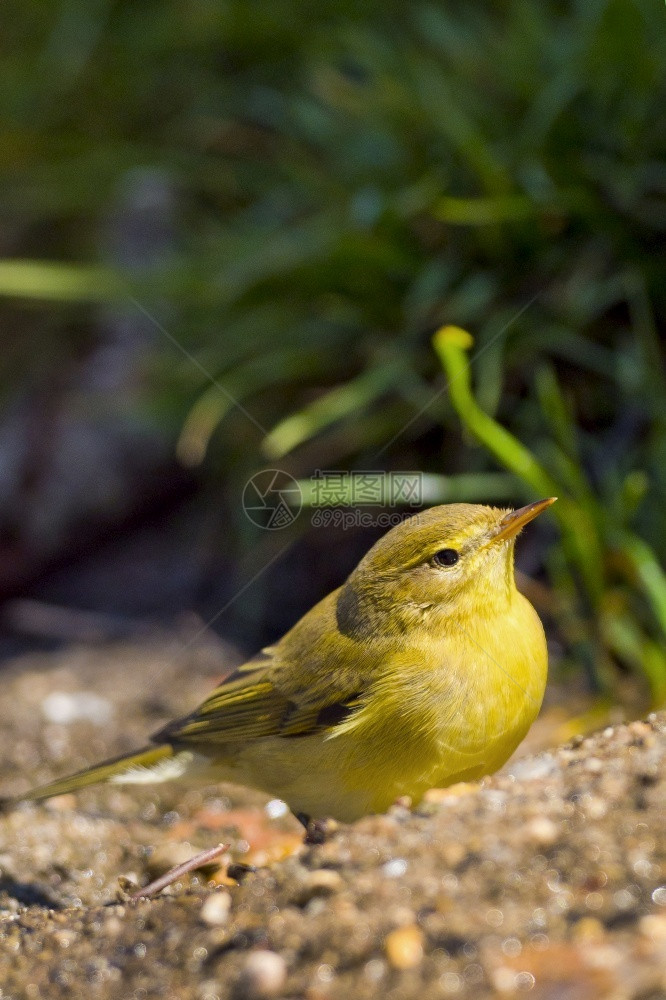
222,591 -> 548,821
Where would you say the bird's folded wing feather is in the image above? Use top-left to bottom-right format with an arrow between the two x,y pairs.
152,651 -> 363,746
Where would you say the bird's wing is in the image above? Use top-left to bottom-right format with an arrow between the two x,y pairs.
152,652 -> 363,747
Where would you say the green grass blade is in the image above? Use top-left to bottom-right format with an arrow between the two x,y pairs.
0,260 -> 119,302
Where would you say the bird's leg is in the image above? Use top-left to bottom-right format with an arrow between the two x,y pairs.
296,812 -> 338,845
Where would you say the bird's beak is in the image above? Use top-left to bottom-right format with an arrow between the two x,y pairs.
488,497 -> 557,545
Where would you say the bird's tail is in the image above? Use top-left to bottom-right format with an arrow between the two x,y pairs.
3,743 -> 177,808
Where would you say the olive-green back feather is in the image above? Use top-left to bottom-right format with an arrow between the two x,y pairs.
153,648 -> 362,747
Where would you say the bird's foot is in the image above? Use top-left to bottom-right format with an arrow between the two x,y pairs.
296,812 -> 338,845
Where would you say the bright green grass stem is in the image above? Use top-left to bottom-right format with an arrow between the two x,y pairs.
433,325 -> 666,705
433,326 -> 602,600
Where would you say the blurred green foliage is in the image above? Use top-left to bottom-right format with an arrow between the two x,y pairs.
1,1 -> 666,697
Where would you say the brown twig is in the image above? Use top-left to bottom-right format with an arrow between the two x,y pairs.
130,843 -> 228,901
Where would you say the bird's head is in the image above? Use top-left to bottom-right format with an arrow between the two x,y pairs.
337,499 -> 556,638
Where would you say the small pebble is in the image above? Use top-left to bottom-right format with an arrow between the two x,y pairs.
41,691 -> 113,725
584,796 -> 607,819
441,842 -> 467,866
384,925 -> 424,970
524,817 -> 558,845
652,886 -> 666,906
383,858 -> 408,878
508,755 -> 557,781
364,958 -> 386,982
200,891 -> 232,926
198,980 -> 221,1000
264,799 -> 289,819
236,950 -> 287,998
491,965 -> 517,992
306,869 -> 343,894
639,914 -> 666,941
573,917 -> 604,940
44,793 -> 77,812
53,929 -> 76,949
425,782 -> 477,803
293,868 -> 343,903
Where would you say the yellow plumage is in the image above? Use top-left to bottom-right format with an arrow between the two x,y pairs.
6,500 -> 554,822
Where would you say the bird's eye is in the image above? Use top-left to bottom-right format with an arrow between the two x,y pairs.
433,548 -> 460,567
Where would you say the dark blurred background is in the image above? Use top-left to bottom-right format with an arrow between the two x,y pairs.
1,1 -> 665,706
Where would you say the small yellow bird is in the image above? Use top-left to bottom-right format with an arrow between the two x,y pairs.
6,499 -> 555,823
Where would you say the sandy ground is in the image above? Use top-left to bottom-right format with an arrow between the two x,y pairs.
0,640 -> 665,999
